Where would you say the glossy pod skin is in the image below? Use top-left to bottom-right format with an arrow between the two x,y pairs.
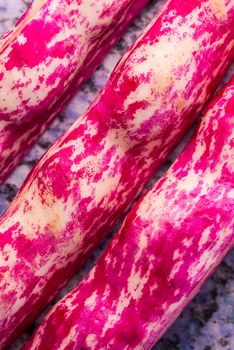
0,0 -> 149,183
24,77 -> 234,350
0,0 -> 234,347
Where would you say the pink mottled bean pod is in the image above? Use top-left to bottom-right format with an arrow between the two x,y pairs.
0,0 -> 234,348
0,0 -> 149,183
24,76 -> 234,350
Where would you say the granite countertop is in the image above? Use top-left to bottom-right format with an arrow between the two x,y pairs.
0,1 -> 233,349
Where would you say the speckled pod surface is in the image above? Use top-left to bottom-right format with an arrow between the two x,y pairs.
0,0 -> 233,348
0,0 -> 148,183
24,76 -> 234,350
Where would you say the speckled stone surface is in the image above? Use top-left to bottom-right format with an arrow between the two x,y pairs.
0,1 -> 233,349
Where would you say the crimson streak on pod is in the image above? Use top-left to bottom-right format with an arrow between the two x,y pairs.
0,0 -> 149,183
24,77 -> 234,350
0,0 -> 234,348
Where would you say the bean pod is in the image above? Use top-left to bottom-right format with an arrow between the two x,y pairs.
0,0 -> 233,347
